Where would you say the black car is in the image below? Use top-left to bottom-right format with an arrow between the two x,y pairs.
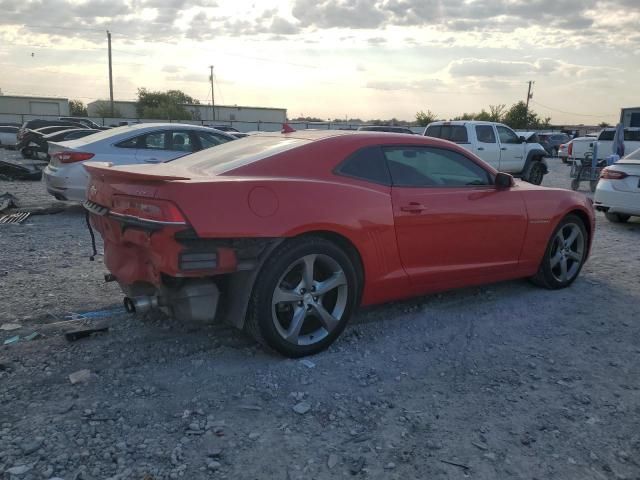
537,133 -> 571,156
357,125 -> 415,134
18,125 -> 84,158
59,117 -> 109,130
204,124 -> 240,133
17,119 -> 83,142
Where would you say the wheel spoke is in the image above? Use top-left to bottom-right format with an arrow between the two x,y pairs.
550,251 -> 562,268
273,287 -> 303,305
560,258 -> 568,282
567,250 -> 582,262
565,226 -> 579,247
314,271 -> 346,296
301,255 -> 316,290
285,307 -> 307,343
312,303 -> 339,333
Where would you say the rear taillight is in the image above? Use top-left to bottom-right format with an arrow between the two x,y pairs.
54,151 -> 95,163
600,168 -> 628,180
111,196 -> 187,224
568,143 -> 573,156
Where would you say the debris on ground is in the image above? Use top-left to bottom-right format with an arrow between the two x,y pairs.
0,159 -> 44,181
64,306 -> 127,321
68,369 -> 92,384
299,359 -> 316,369
0,192 -> 17,212
65,326 -> 109,342
0,322 -> 21,331
292,401 -> 312,415
3,335 -> 20,345
0,211 -> 30,224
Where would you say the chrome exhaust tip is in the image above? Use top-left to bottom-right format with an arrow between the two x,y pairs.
123,296 -> 159,314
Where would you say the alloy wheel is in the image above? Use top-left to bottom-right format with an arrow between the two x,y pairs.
548,223 -> 584,283
271,254 -> 348,346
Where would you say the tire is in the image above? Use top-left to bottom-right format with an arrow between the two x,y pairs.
570,178 -> 580,191
246,236 -> 359,357
531,214 -> 588,289
605,212 -> 630,223
589,180 -> 598,193
525,161 -> 545,185
21,147 -> 33,159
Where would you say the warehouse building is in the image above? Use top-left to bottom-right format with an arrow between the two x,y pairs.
0,94 -> 70,116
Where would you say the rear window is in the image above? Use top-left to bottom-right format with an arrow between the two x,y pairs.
624,130 -> 640,141
168,135 -> 309,174
599,130 -> 615,141
424,125 -> 469,143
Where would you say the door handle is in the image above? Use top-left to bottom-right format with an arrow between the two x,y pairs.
500,147 -> 507,151
400,202 -> 426,213
143,158 -> 160,163
477,147 -> 484,151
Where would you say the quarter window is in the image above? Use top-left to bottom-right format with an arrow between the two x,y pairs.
336,146 -> 390,185
383,147 -> 491,187
424,125 -> 469,143
197,132 -> 231,149
169,131 -> 195,152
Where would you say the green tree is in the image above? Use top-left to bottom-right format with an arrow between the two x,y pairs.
93,101 -> 121,118
415,110 -> 437,126
502,101 -> 550,129
598,121 -> 611,128
136,88 -> 199,120
69,100 -> 88,116
488,104 -> 506,122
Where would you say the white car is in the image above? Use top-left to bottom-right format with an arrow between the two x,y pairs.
43,123 -> 235,201
594,147 -> 640,222
0,126 -> 18,149
558,140 -> 572,163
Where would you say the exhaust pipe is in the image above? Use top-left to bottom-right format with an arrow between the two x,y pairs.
123,296 -> 159,314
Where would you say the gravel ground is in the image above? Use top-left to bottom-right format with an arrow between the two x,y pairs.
1,150 -> 639,480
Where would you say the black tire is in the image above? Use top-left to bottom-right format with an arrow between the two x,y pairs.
570,178 -> 580,191
531,214 -> 588,289
525,161 -> 545,185
589,180 -> 598,193
605,212 -> 630,223
246,236 -> 359,357
21,147 -> 33,159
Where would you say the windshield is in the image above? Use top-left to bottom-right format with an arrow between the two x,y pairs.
169,135 -> 310,175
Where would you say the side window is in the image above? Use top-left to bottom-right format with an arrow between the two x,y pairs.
169,131 -> 195,152
116,136 -> 140,148
383,147 -> 492,187
475,125 -> 496,143
496,126 -> 520,144
424,125 -> 469,143
143,132 -> 167,150
197,132 -> 225,149
336,146 -> 390,185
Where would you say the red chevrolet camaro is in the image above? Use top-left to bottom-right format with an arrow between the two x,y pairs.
84,129 -> 595,357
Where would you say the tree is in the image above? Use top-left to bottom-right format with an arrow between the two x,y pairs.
136,88 -> 198,120
488,104 -> 506,122
502,101 -> 550,129
92,101 -> 121,118
415,110 -> 437,126
69,100 -> 87,117
289,116 -> 324,122
598,121 -> 611,128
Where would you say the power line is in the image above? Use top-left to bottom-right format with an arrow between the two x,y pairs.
530,100 -> 613,118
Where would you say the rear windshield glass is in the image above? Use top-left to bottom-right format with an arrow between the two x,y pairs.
168,135 -> 310,174
424,125 -> 469,143
599,130 -> 615,141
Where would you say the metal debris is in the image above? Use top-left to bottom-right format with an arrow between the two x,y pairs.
65,327 -> 109,342
0,212 -> 30,224
0,192 -> 17,212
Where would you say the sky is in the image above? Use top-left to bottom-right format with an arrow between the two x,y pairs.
1,0 -> 639,124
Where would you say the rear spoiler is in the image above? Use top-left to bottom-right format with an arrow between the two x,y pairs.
83,161 -> 190,182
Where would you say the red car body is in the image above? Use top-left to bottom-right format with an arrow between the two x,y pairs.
84,130 -> 594,347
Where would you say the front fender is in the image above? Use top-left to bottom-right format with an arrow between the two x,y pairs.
522,149 -> 549,176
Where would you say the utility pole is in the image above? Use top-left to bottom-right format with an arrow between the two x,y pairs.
525,80 -> 534,128
209,65 -> 215,122
107,30 -> 114,117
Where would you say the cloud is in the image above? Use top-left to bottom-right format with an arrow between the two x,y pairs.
366,78 -> 445,91
367,36 -> 387,45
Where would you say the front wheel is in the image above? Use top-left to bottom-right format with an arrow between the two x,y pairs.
605,212 -> 630,223
526,161 -> 545,185
246,236 -> 359,357
531,214 -> 588,289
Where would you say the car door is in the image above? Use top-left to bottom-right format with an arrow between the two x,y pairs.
496,125 -> 525,173
473,125 -> 500,168
133,131 -> 186,164
385,145 -> 528,287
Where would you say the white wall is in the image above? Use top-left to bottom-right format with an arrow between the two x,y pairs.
0,96 -> 69,116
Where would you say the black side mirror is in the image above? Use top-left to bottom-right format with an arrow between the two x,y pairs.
519,136 -> 526,143
495,172 -> 514,189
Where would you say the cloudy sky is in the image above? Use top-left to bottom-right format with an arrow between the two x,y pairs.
1,0 -> 639,123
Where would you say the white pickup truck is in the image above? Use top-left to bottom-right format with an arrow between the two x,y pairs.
424,121 -> 548,184
570,127 -> 640,162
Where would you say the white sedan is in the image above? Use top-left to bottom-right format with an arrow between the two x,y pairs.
594,147 -> 640,222
43,123 -> 234,201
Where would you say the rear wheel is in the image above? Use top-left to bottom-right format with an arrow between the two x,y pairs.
246,236 -> 359,357
531,214 -> 588,289
605,212 -> 630,223
21,147 -> 33,159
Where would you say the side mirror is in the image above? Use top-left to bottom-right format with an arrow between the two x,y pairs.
495,172 -> 514,189
519,136 -> 526,143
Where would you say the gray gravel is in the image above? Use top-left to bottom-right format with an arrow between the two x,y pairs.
1,149 -> 639,480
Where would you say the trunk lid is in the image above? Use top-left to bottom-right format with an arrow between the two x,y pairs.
608,161 -> 640,193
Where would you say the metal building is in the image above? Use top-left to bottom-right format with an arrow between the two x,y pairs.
0,95 -> 70,117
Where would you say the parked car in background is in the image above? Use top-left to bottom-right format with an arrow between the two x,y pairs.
59,117 -> 109,130
0,126 -> 19,149
44,124 -> 235,201
358,125 -> 415,134
39,129 -> 100,157
558,140 -> 572,163
17,119 -> 83,143
571,128 -> 640,163
205,124 -> 240,133
424,121 -> 548,184
515,131 -> 541,144
17,125 -> 84,158
594,147 -> 640,223
83,129 -> 594,357
537,133 -> 571,156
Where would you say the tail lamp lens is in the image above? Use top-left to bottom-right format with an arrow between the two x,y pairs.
600,168 -> 627,180
54,151 -> 95,163
111,196 -> 186,223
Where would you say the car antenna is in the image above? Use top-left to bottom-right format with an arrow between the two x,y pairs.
281,123 -> 296,134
